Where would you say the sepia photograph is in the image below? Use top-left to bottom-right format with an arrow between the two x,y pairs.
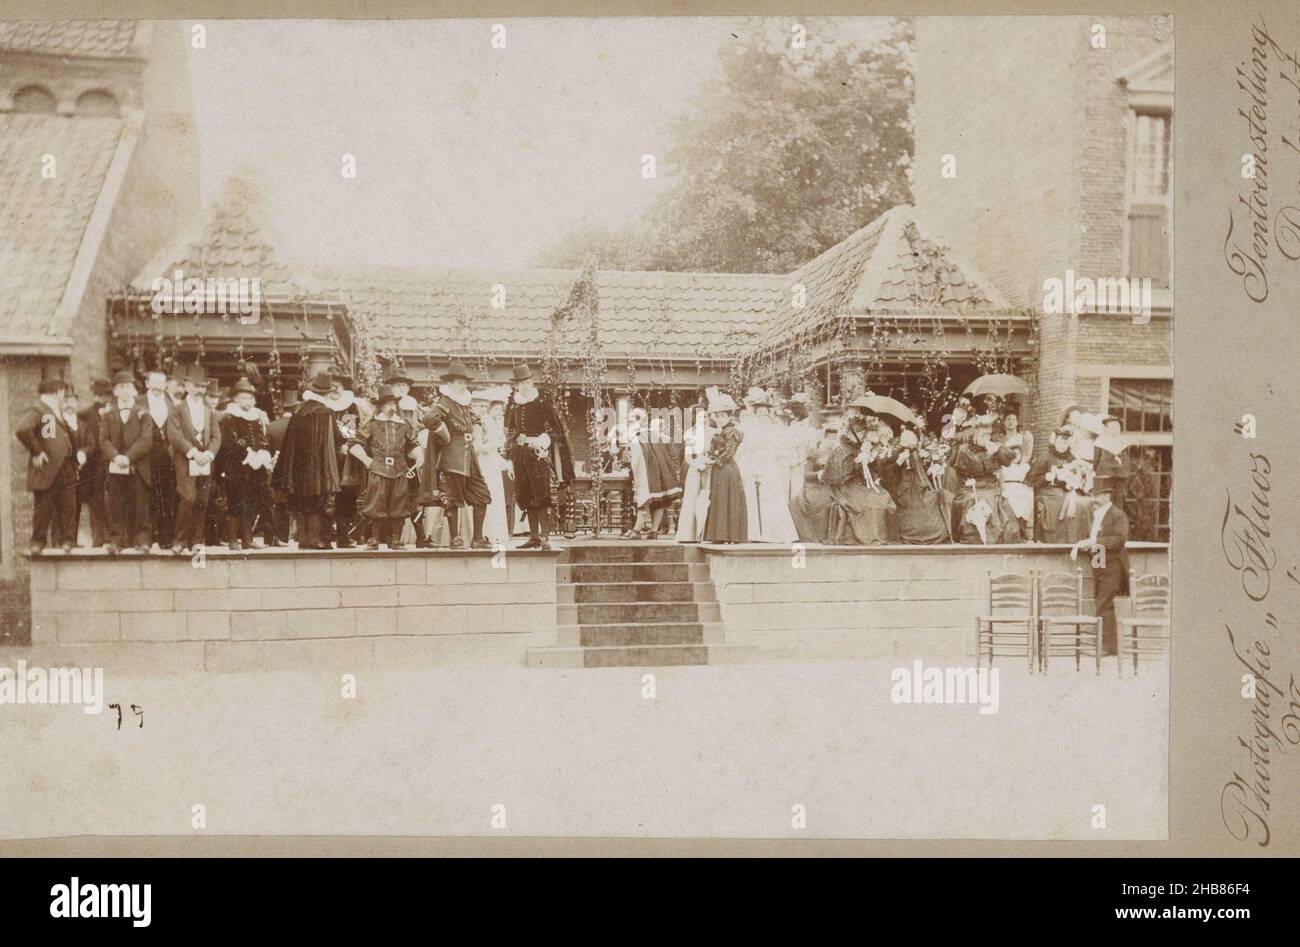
0,12 -> 1177,847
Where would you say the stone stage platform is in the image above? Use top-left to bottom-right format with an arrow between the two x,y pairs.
14,541 -> 1169,671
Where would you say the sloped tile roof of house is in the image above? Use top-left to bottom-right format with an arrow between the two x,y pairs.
128,196 -> 1019,362
319,264 -> 787,361
0,112 -> 129,338
0,20 -> 142,58
753,204 -> 1015,349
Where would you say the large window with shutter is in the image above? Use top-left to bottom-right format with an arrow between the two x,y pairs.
1127,110 -> 1171,289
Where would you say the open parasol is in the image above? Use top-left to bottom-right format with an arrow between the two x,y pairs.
963,373 -> 1030,398
849,394 -> 916,426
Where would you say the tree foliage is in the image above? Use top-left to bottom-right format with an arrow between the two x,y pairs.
535,18 -> 914,274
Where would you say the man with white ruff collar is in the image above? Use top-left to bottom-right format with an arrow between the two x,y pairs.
327,371 -> 364,548
271,370 -> 341,549
216,378 -> 272,550
505,363 -> 572,550
421,363 -> 491,548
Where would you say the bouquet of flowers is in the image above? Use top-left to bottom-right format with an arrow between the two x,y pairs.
855,424 -> 896,491
1044,458 -> 1095,518
917,436 -> 951,490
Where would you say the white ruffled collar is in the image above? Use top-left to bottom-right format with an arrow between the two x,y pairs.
302,390 -> 332,407
513,387 -> 539,405
438,385 -> 472,407
224,402 -> 263,422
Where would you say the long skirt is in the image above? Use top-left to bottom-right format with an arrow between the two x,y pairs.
743,467 -> 799,543
891,479 -> 949,545
478,452 -> 510,544
675,463 -> 709,542
791,480 -> 834,544
955,484 -> 1023,544
702,460 -> 747,542
1036,486 -> 1091,543
830,482 -> 898,546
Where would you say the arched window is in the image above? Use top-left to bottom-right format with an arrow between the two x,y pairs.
75,89 -> 120,118
12,85 -> 56,113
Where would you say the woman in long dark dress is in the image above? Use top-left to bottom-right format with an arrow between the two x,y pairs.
789,427 -> 840,543
823,414 -> 898,545
701,392 -> 747,543
880,426 -> 949,544
952,415 -> 1023,544
1028,427 -> 1090,543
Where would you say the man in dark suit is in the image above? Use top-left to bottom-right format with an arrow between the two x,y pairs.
423,363 -> 491,548
74,378 -> 114,548
263,388 -> 298,546
99,370 -> 154,553
142,367 -> 177,549
166,364 -> 222,553
14,378 -> 77,553
1072,474 -> 1130,657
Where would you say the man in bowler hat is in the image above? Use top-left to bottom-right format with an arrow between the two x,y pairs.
99,370 -> 154,553
14,378 -> 78,552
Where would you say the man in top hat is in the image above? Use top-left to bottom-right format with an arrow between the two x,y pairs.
349,384 -> 422,549
421,362 -> 492,548
216,378 -> 272,551
1072,472 -> 1131,657
166,364 -> 223,553
165,366 -> 186,407
99,370 -> 154,553
271,369 -> 342,549
59,386 -> 92,546
142,366 -> 178,549
74,377 -> 115,548
15,377 -> 78,553
505,363 -> 572,549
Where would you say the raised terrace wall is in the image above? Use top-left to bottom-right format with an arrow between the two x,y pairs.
703,543 -> 1170,661
25,550 -> 561,673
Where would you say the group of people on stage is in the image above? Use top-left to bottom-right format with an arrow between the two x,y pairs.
17,361 -> 576,555
608,386 -> 1133,550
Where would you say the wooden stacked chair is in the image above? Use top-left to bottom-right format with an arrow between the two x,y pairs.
1117,573 -> 1171,675
1036,568 -> 1103,674
975,571 -> 1035,671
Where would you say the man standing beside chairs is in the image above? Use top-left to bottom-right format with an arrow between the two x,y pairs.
15,378 -> 77,553
100,370 -> 153,554
167,365 -> 222,554
1071,473 -> 1130,658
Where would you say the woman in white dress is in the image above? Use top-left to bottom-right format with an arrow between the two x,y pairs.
472,389 -> 511,546
675,404 -> 711,542
998,410 -> 1034,539
737,387 -> 799,543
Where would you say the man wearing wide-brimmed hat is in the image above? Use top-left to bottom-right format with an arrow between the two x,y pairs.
271,368 -> 342,549
420,362 -> 491,548
324,369 -> 365,548
505,363 -> 573,549
165,363 -> 223,553
99,369 -> 153,553
349,384 -> 422,549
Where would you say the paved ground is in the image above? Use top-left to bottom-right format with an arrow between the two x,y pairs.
1,657 -> 1167,840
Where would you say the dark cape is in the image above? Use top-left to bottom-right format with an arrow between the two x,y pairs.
270,398 -> 340,510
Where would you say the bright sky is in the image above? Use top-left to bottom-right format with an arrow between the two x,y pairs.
186,17 -> 890,270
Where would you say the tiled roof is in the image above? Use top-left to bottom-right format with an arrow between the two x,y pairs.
0,112 -> 128,337
755,204 -> 1014,348
318,264 -> 786,361
127,198 -> 1018,361
0,20 -> 141,58
129,189 -> 318,299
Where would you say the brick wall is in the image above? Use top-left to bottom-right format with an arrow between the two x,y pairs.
705,543 -> 1170,661
28,550 -> 559,670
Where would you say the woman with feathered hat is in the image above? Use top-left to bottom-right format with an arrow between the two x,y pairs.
700,388 -> 747,543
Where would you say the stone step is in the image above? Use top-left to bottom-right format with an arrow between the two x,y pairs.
558,562 -> 695,584
557,622 -> 728,647
556,600 -> 720,626
561,543 -> 701,564
525,642 -> 757,669
559,581 -> 715,604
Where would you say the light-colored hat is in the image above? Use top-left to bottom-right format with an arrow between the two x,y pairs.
1078,412 -> 1106,436
471,384 -> 511,404
743,386 -> 770,407
705,387 -> 739,414
969,413 -> 996,428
